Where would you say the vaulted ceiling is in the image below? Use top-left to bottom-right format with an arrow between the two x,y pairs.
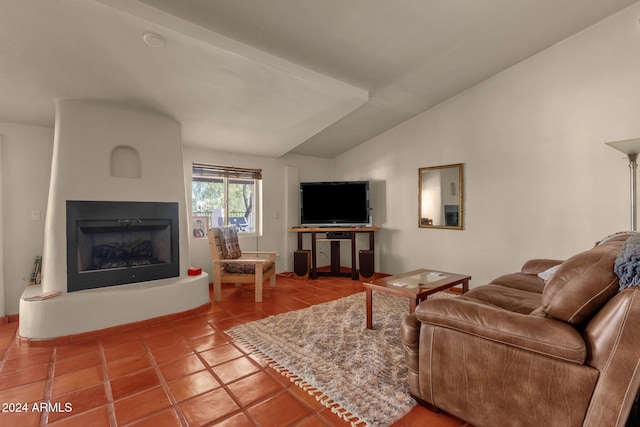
0,0 -> 637,158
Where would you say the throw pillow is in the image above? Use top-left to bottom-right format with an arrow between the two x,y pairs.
215,226 -> 242,259
615,233 -> 640,290
537,264 -> 561,282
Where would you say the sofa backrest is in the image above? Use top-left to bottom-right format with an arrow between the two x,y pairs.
541,234 -> 629,324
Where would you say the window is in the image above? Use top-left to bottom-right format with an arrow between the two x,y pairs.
192,163 -> 262,235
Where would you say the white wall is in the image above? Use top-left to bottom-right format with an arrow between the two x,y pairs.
0,122 -> 53,315
333,3 -> 640,286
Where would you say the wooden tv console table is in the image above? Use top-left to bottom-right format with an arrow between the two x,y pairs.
289,227 -> 379,279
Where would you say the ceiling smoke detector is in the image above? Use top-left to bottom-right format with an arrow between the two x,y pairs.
142,32 -> 165,48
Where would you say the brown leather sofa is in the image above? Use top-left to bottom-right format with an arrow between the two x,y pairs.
400,233 -> 640,427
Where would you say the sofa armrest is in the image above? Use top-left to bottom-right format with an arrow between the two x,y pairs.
520,259 -> 564,274
415,298 -> 586,364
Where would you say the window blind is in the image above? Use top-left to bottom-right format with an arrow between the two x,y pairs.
192,163 -> 262,180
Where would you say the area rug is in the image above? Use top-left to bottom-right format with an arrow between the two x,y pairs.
226,291 -> 456,426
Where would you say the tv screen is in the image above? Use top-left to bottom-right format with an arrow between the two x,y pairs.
300,181 -> 370,226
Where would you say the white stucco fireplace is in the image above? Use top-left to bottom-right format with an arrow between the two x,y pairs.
19,100 -> 209,340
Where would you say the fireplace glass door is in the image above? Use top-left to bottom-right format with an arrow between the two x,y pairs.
67,201 -> 180,292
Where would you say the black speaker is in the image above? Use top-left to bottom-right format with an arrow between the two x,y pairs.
293,250 -> 311,280
359,250 -> 375,280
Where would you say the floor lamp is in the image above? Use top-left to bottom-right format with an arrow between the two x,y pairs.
606,138 -> 640,231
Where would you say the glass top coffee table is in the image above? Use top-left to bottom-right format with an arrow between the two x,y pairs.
363,269 -> 471,329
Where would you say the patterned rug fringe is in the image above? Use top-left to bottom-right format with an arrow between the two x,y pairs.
227,331 -> 370,427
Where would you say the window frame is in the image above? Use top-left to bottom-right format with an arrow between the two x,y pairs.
192,163 -> 262,236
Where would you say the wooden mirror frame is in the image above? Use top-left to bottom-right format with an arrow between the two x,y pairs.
418,163 -> 464,229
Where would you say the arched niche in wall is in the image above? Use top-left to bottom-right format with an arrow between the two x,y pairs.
110,145 -> 141,179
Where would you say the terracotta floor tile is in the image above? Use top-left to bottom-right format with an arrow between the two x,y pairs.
106,352 -> 153,379
6,345 -> 51,360
199,343 -> 244,367
396,405 -> 468,427
127,407 -> 182,427
102,339 -> 147,362
100,330 -> 141,347
173,316 -> 213,338
51,365 -> 103,397
266,367 -> 296,389
0,324 -> 18,337
288,382 -> 326,412
318,406 -> 352,427
180,387 -> 240,427
190,331 -> 229,352
293,415 -> 332,427
158,353 -> 207,382
0,334 -> 15,349
109,368 -> 161,400
150,340 -> 195,364
168,370 -> 221,402
227,371 -> 283,407
47,384 -> 108,423
202,310 -> 235,323
0,380 -> 47,404
177,323 -> 217,340
246,391 -> 313,427
172,315 -> 211,331
137,323 -> 176,339
0,362 -> 49,391
212,317 -> 251,331
3,349 -> 52,371
212,411 -> 255,426
46,404 -> 111,427
113,386 -> 171,425
0,405 -> 42,427
55,341 -> 100,359
211,356 -> 261,384
3,276 -> 469,427
236,312 -> 269,324
53,350 -> 102,376
143,331 -> 185,351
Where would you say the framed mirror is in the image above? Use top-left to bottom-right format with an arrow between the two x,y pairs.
418,163 -> 464,229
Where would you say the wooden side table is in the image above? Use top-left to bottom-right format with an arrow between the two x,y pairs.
363,269 -> 471,329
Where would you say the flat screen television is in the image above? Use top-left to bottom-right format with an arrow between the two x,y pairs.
300,181 -> 370,227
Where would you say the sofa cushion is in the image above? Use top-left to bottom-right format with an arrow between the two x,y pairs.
223,261 -> 275,274
489,272 -> 545,294
542,235 -> 629,324
462,284 -> 542,314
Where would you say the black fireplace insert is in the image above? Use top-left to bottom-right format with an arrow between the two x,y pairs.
66,201 -> 180,292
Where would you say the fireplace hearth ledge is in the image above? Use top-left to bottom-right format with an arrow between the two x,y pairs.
18,273 -> 209,340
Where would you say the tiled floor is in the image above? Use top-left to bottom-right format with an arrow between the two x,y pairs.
0,275 -> 469,427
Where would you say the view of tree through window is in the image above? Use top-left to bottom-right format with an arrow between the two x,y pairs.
192,164 -> 261,233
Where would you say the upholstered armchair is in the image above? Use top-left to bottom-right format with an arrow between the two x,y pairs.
400,233 -> 640,427
207,226 -> 276,302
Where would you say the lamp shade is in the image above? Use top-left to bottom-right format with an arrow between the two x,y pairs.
606,138 -> 640,155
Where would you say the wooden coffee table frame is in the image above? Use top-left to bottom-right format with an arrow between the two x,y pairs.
363,269 -> 471,329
